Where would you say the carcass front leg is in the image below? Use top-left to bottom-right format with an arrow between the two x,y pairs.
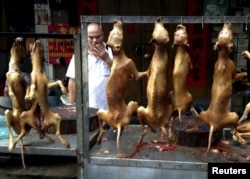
238,102 -> 250,124
25,84 -> 35,101
48,80 -> 67,94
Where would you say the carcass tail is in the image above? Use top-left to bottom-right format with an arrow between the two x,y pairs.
20,139 -> 26,169
206,126 -> 214,155
116,125 -> 121,152
178,109 -> 182,122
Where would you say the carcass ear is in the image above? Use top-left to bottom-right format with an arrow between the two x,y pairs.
228,44 -> 234,52
150,38 -> 156,44
105,44 -> 110,50
213,42 -> 218,51
185,40 -> 190,47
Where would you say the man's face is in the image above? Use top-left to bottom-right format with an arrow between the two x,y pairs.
87,25 -> 104,51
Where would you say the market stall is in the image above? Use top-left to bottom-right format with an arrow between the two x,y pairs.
0,16 -> 250,179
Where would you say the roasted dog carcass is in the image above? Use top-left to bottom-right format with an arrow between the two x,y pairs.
5,38 -> 29,161
170,24 -> 197,121
187,21 -> 247,153
10,40 -> 70,152
231,51 -> 250,160
232,102 -> 250,146
96,20 -> 147,154
137,19 -> 174,144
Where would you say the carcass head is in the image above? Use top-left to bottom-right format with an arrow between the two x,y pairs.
30,40 -> 44,62
214,21 -> 233,51
106,20 -> 123,55
10,37 -> 25,62
150,18 -> 169,45
172,24 -> 189,47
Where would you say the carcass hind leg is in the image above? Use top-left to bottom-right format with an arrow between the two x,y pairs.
5,110 -> 16,152
96,109 -> 108,145
51,112 -> 70,148
232,130 -> 247,144
11,129 -> 26,152
137,107 -> 151,144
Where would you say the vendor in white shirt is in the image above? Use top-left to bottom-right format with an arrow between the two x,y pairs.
61,23 -> 113,109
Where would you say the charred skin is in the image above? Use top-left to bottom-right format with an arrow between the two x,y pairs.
10,40 -> 70,151
96,20 -> 147,154
137,19 -> 173,144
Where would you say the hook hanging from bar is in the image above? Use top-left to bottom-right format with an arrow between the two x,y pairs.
245,16 -> 248,31
201,16 -> 204,30
99,16 -> 102,29
223,16 -> 226,23
180,16 -> 183,25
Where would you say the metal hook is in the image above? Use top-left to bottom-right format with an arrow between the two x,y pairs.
181,16 -> 183,25
245,16 -> 248,31
223,16 -> 226,23
201,16 -> 204,30
99,16 -> 102,29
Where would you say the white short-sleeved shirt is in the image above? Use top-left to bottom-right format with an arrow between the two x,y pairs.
66,43 -> 113,110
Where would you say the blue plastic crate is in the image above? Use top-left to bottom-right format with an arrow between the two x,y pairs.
0,114 -> 18,139
0,115 -> 6,127
0,127 -> 9,139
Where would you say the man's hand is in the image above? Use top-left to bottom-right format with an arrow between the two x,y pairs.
92,44 -> 108,60
92,44 -> 113,68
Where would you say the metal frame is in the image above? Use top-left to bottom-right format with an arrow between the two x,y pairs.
78,15 -> 250,179
1,15 -> 250,178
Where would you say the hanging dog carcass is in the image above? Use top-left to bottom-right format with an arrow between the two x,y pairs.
170,24 -> 197,122
231,50 -> 250,160
96,20 -> 147,155
187,21 -> 247,153
4,37 -> 30,168
10,40 -> 70,153
137,18 -> 174,144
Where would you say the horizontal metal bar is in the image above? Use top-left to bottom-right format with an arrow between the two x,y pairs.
81,15 -> 250,24
90,157 -> 207,171
0,32 -> 74,39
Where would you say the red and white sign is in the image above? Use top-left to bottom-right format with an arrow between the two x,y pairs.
48,23 -> 80,64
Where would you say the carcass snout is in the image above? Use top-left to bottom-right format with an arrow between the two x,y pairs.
214,21 -> 233,50
106,20 -> 124,54
151,19 -> 169,45
172,24 -> 189,47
